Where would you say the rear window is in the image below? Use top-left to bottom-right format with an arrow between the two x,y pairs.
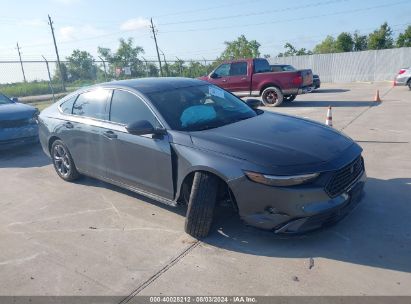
60,95 -> 77,114
72,88 -> 111,120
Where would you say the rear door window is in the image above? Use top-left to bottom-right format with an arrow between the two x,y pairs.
72,89 -> 111,120
109,90 -> 159,127
254,59 -> 271,73
229,62 -> 247,76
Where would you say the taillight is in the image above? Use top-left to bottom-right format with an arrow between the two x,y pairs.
399,69 -> 406,75
293,75 -> 303,85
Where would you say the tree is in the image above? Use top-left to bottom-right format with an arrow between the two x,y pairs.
277,43 -> 312,57
397,25 -> 411,47
219,35 -> 261,59
353,31 -> 368,51
98,38 -> 145,78
66,49 -> 97,82
335,32 -> 354,52
53,62 -> 68,84
367,22 -> 394,50
313,36 -> 337,54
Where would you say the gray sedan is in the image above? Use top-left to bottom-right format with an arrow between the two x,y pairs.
38,78 -> 366,238
395,67 -> 411,89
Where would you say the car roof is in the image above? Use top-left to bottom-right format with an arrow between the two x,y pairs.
99,77 -> 207,94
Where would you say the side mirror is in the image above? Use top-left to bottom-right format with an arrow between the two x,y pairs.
126,120 -> 166,136
245,98 -> 261,110
11,97 -> 19,102
210,72 -> 219,79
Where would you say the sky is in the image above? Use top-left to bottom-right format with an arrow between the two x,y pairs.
0,0 -> 410,63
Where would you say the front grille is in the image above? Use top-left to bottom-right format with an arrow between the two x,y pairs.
325,156 -> 364,197
0,119 -> 30,128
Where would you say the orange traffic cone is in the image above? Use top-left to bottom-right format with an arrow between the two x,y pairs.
374,90 -> 382,102
325,106 -> 333,127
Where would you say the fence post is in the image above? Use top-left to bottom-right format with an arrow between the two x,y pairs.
42,55 -> 55,102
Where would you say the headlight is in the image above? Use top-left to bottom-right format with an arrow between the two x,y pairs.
28,109 -> 39,124
244,171 -> 319,187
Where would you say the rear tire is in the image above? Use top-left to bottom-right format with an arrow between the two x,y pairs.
283,95 -> 296,102
185,172 -> 218,238
261,87 -> 283,107
408,79 -> 411,90
51,140 -> 80,181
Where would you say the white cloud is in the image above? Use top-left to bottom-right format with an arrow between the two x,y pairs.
120,18 -> 150,31
59,26 -> 76,42
58,25 -> 105,42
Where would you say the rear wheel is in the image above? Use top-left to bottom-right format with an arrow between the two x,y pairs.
408,79 -> 411,90
185,172 -> 218,238
283,95 -> 296,102
51,140 -> 80,181
261,87 -> 283,107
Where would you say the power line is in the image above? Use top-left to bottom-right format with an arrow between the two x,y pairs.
160,0 -> 409,34
157,0 -> 347,26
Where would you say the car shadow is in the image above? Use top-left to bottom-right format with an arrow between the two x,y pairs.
71,175 -> 411,274
282,100 -> 380,108
74,176 -> 188,217
203,177 -> 411,274
0,143 -> 50,168
313,89 -> 350,93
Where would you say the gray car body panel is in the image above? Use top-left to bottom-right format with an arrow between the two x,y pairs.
395,68 -> 411,86
39,78 -> 365,233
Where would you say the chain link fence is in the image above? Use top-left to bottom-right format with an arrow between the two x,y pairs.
0,59 -> 219,97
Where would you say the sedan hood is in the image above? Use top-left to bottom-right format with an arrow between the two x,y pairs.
189,112 -> 359,172
0,103 -> 37,120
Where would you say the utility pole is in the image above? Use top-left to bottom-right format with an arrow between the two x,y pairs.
150,18 -> 163,77
160,50 -> 168,77
48,14 -> 65,91
98,56 -> 108,81
16,42 -> 27,82
42,55 -> 55,102
142,56 -> 149,77
176,57 -> 183,76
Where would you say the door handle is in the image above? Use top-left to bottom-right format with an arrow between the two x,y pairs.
103,130 -> 117,139
241,77 -> 247,80
64,122 -> 74,129
222,79 -> 227,82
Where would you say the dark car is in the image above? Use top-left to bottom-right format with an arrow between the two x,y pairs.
38,78 -> 366,238
312,74 -> 321,90
0,92 -> 39,150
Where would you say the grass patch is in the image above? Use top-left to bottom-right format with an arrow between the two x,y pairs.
28,100 -> 54,111
0,81 -> 65,97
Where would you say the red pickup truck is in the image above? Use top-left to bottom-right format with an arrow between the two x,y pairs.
199,58 -> 313,107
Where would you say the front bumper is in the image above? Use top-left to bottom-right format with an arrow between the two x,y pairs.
0,124 -> 39,150
228,170 -> 366,234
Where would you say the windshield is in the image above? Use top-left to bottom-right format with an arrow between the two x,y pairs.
0,93 -> 13,105
147,85 -> 257,131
